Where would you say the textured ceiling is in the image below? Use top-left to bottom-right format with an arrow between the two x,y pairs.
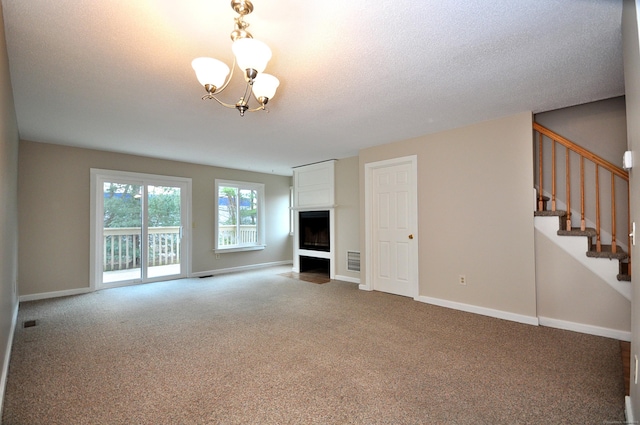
1,0 -> 624,176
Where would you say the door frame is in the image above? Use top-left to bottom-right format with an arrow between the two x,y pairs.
90,169 -> 192,291
363,155 -> 419,298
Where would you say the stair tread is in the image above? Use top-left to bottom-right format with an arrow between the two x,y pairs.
534,210 -> 567,217
586,245 -> 628,260
557,227 -> 597,237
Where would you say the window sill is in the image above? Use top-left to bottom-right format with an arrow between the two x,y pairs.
214,245 -> 266,254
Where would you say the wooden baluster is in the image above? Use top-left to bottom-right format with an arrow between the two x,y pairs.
104,236 -> 108,271
611,173 -> 617,253
110,235 -> 115,271
538,133 -> 544,211
580,156 -> 586,231
595,165 -> 601,252
118,236 -> 123,270
566,147 -> 571,230
551,140 -> 556,210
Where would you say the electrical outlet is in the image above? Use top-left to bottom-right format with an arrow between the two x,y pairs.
459,275 -> 466,285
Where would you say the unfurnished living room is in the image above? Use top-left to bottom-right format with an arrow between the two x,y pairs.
1,0 -> 640,424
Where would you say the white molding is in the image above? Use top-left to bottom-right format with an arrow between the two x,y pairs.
19,287 -> 92,302
626,396 -> 634,425
20,262 -> 294,300
293,160 -> 335,208
417,295 -> 540,326
335,274 -> 360,284
191,260 -> 293,278
538,316 -> 631,341
535,216 -> 631,301
0,300 -> 19,419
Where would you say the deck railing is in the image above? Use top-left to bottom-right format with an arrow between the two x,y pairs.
534,122 -> 630,273
218,225 -> 258,247
103,226 -> 180,272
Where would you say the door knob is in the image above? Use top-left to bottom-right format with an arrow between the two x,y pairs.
408,234 -> 414,239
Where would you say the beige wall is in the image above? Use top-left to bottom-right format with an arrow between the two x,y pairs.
623,0 -> 640,417
334,156 -> 360,280
534,97 -> 629,246
535,96 -> 628,166
535,230 -> 630,331
359,112 -> 537,318
18,141 -> 293,296
533,97 -> 631,335
0,0 -> 20,411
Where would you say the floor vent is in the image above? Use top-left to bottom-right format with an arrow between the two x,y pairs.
347,251 -> 361,272
23,320 -> 37,328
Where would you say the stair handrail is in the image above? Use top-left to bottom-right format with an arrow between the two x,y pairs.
534,122 -> 630,275
534,123 -> 628,179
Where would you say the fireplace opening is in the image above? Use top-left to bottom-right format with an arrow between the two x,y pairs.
299,210 -> 330,252
300,256 -> 329,276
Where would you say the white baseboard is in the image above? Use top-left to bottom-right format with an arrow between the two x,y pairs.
417,295 -> 540,326
626,396 -> 635,424
335,274 -> 360,284
538,316 -> 631,341
0,300 -> 19,421
19,262 -> 294,301
191,260 -> 293,278
19,287 -> 92,302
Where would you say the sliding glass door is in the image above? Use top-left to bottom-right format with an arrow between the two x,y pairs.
91,170 -> 191,289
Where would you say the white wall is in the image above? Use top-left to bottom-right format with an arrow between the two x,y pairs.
359,112 -> 537,321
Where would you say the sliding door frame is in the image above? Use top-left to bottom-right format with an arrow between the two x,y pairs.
90,169 -> 192,290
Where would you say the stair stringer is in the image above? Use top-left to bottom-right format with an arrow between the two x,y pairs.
535,215 -> 631,301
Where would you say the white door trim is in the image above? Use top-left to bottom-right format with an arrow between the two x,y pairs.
362,155 -> 419,298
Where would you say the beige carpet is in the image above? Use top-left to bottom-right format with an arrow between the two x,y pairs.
2,266 -> 626,424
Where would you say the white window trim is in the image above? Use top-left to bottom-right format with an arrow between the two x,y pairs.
215,179 -> 265,253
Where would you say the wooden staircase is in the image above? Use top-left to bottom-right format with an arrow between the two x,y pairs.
534,123 -> 631,282
534,206 -> 630,281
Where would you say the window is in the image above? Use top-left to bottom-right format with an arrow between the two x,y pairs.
215,179 -> 265,252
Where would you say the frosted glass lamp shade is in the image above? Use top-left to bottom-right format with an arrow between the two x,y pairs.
191,57 -> 230,89
232,38 -> 272,73
252,73 -> 280,101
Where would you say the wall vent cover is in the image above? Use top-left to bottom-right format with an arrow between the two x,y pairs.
347,251 -> 361,272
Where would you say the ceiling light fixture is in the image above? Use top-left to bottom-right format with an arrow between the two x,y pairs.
192,0 -> 279,117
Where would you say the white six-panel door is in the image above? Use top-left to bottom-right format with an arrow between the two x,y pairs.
364,156 -> 418,298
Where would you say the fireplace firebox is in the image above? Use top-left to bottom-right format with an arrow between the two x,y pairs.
298,210 -> 330,252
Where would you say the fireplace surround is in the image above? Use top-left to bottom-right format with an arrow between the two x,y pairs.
292,160 -> 336,279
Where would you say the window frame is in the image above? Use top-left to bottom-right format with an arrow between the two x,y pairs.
215,179 -> 266,253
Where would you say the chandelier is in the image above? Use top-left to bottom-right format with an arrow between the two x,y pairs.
191,0 -> 280,117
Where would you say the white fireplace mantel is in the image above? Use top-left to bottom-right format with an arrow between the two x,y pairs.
292,160 -> 336,278
293,160 -> 335,209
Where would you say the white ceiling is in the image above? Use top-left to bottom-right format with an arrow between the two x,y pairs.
1,0 -> 624,176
